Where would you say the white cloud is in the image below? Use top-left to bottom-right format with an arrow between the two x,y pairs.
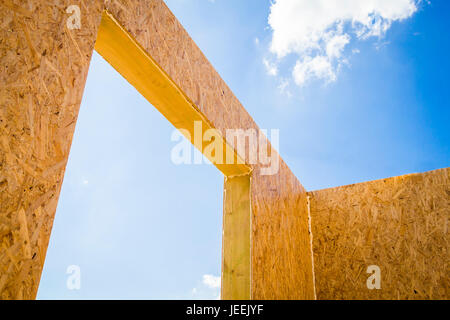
277,78 -> 292,97
202,274 -> 221,289
263,58 -> 278,76
293,55 -> 336,86
254,37 -> 260,46
326,34 -> 350,59
267,0 -> 419,86
190,274 -> 221,299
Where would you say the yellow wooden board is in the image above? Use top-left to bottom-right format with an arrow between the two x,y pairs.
94,11 -> 251,178
222,175 -> 251,300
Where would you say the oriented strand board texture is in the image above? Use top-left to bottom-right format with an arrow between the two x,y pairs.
250,162 -> 313,299
1,0 -> 315,299
309,168 -> 450,300
104,0 -> 315,299
0,0 -> 104,299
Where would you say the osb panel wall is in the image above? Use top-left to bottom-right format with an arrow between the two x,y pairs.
308,168 -> 449,300
104,0 -> 315,299
1,0 -> 314,300
0,0 -> 104,299
251,162 -> 313,299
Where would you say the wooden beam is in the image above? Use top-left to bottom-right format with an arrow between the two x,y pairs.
94,11 -> 251,177
99,1 -> 316,299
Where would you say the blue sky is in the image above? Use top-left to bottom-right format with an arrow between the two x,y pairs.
37,0 -> 449,299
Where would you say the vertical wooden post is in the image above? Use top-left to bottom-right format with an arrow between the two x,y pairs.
221,175 -> 251,300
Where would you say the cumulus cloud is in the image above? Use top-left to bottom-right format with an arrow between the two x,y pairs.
202,274 -> 221,289
190,274 -> 221,299
263,58 -> 278,76
267,0 -> 420,86
293,56 -> 336,86
277,78 -> 292,97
